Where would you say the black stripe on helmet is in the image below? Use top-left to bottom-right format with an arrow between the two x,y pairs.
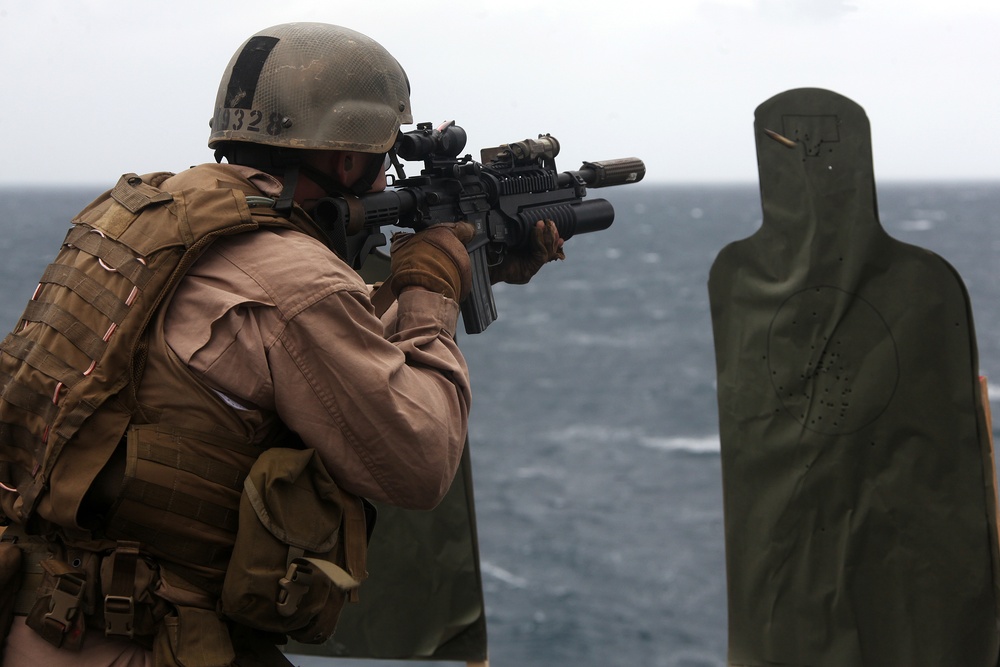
225,35 -> 279,109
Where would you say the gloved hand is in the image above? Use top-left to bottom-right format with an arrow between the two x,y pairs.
489,220 -> 566,285
387,223 -> 475,302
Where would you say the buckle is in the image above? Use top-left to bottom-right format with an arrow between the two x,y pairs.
104,594 -> 135,638
276,561 -> 313,618
44,571 -> 85,631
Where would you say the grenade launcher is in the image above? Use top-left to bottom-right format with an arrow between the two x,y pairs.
312,121 -> 646,334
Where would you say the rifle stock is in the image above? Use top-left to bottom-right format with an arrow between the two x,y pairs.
312,122 -> 645,334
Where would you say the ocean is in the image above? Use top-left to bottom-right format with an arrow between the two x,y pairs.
2,180 -> 999,666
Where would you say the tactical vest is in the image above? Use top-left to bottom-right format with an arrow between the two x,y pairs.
0,165 -> 368,657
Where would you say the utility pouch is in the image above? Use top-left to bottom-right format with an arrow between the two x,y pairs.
221,447 -> 366,644
24,556 -> 90,649
98,541 -> 171,642
0,533 -> 24,646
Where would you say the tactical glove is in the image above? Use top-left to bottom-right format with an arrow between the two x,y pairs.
388,223 -> 475,302
489,219 -> 566,285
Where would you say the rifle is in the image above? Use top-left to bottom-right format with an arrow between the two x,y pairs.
312,120 -> 646,334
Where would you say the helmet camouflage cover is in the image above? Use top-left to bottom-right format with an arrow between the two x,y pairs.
209,22 -> 412,154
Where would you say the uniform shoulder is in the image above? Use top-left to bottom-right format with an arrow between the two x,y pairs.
205,227 -> 366,298
158,163 -> 261,195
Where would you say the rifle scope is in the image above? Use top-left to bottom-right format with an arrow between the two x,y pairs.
396,121 -> 467,161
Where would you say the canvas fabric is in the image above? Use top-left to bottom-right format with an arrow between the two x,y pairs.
709,88 -> 1000,666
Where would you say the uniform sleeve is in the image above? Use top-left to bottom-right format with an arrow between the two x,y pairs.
165,230 -> 471,510
265,287 -> 471,509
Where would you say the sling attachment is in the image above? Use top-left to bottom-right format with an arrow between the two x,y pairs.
103,541 -> 141,638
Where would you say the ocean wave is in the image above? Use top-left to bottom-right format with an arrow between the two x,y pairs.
543,424 -> 640,445
894,207 -> 949,232
513,465 -> 565,481
542,425 -> 721,454
897,219 -> 935,232
480,561 -> 529,589
639,435 -> 721,454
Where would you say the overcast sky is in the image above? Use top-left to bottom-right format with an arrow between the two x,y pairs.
1,0 -> 997,186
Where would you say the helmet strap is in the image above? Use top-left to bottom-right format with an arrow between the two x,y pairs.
274,164 -> 299,215
299,152 -> 386,197
349,153 -> 387,196
298,162 -> 349,199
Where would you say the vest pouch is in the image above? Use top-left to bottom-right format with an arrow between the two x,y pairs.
98,541 -> 172,641
24,553 -> 95,650
221,447 -> 361,643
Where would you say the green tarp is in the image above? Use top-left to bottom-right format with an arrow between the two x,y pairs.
708,88 -> 1000,666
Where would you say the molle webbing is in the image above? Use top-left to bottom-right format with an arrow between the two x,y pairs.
120,479 -> 240,534
132,435 -> 247,491
0,170 -> 275,528
104,423 -> 266,593
0,364 -> 61,424
61,226 -> 156,288
21,300 -> 111,363
39,263 -> 136,323
107,519 -> 233,575
2,332 -> 86,391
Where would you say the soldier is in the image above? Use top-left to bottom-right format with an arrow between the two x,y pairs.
0,22 -> 562,666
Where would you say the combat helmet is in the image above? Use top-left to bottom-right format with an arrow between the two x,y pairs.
209,22 -> 412,204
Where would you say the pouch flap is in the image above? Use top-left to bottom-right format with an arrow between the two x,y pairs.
243,448 -> 344,553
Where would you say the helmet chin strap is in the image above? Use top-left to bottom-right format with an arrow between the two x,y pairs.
214,142 -> 307,215
274,164 -> 299,215
350,152 -> 388,196
297,162 -> 350,199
